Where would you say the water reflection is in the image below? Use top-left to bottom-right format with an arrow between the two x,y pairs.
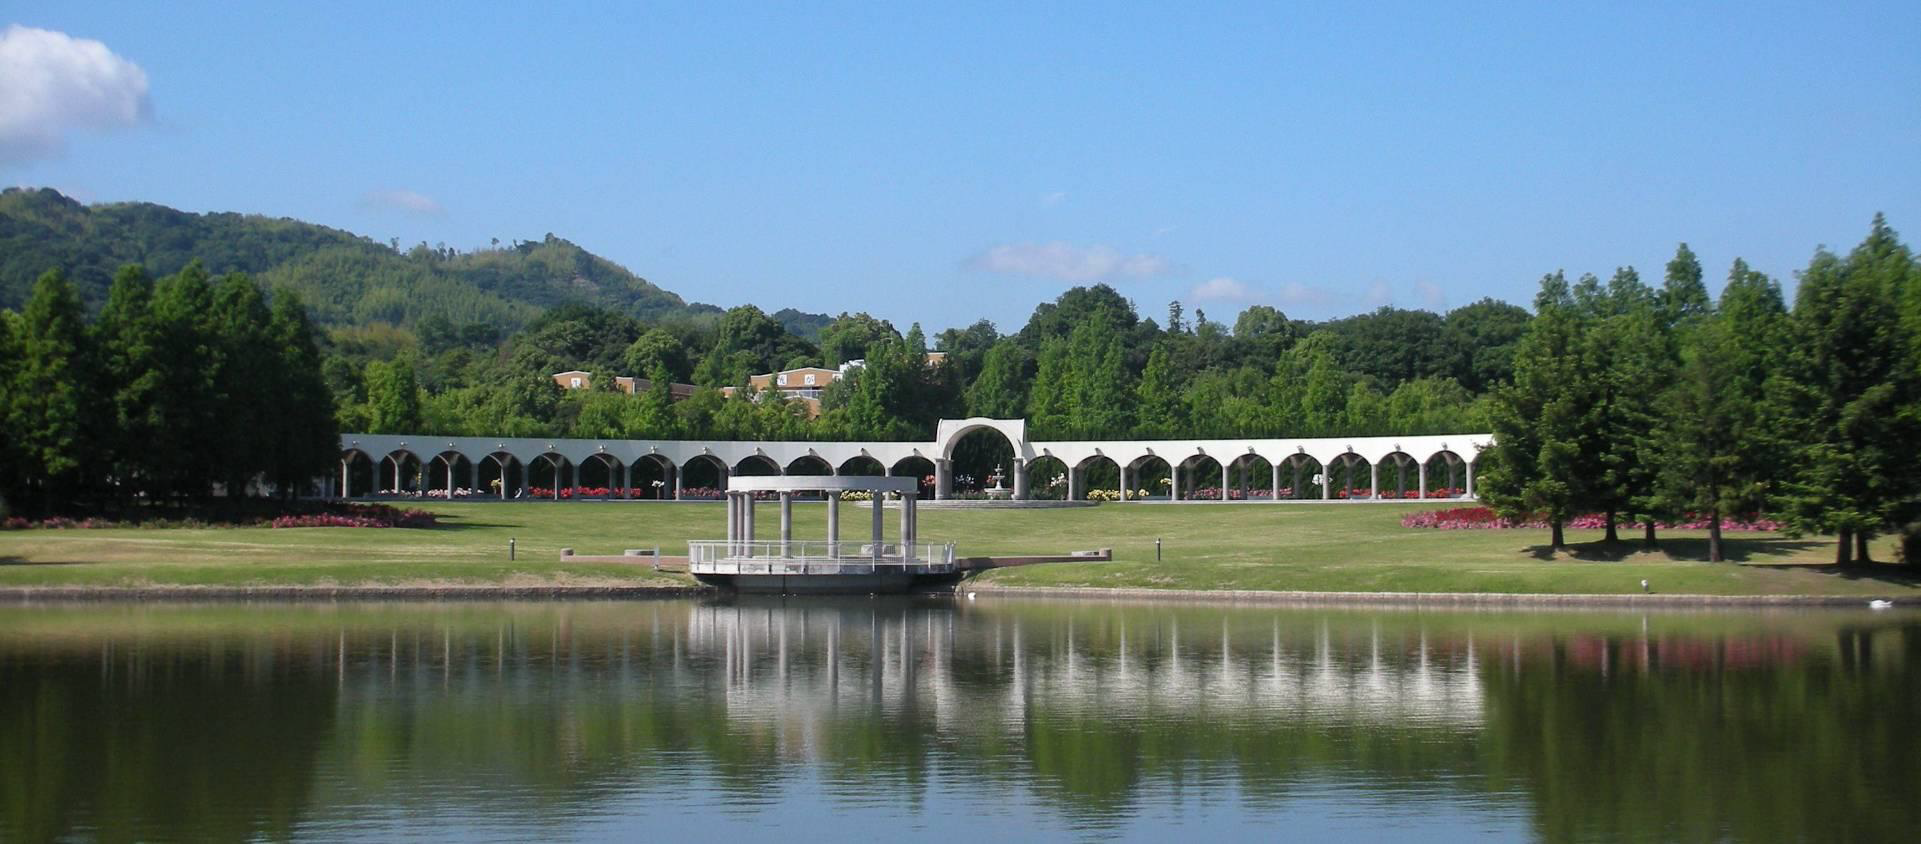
0,600 -> 1914,841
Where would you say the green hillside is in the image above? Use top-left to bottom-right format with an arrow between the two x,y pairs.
0,187 -> 721,330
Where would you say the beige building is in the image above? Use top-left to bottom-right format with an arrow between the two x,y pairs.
550,370 -> 699,401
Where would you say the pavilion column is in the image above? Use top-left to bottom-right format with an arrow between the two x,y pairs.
445,458 -> 455,499
779,492 -> 794,556
827,494 -> 841,552
340,459 -> 350,498
934,459 -> 952,500
552,459 -> 562,500
743,493 -> 756,546
1370,462 -> 1380,500
1067,465 -> 1082,501
1220,462 -> 1230,503
901,492 -> 917,551
622,462 -> 631,499
1418,461 -> 1428,501
1012,459 -> 1028,501
725,493 -> 738,554
519,460 -> 530,500
1320,469 -> 1331,500
1120,463 -> 1132,501
674,465 -> 684,500
1172,463 -> 1182,501
871,491 -> 885,560
1466,460 -> 1476,499
1271,462 -> 1281,501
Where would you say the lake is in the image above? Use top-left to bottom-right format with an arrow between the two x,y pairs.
2,598 -> 1914,842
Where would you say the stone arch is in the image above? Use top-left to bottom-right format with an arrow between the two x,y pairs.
734,454 -> 782,477
936,418 -> 1026,462
477,451 -> 523,499
1175,452 -> 1224,501
426,450 -> 474,499
1328,451 -> 1373,500
837,454 -> 886,476
381,449 -> 424,495
1224,452 -> 1275,501
1128,453 -> 1175,501
1026,454 -> 1070,500
785,454 -> 835,476
630,453 -> 676,499
338,448 -> 376,498
890,455 -> 937,497
578,452 -> 625,498
680,454 -> 730,497
1424,449 -> 1468,499
1378,451 -> 1419,500
531,452 -> 572,498
1276,453 -> 1323,499
1073,453 -> 1123,501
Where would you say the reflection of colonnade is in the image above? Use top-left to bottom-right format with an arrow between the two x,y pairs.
336,417 -> 1492,502
679,605 -> 1489,731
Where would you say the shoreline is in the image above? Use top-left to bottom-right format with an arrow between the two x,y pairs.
0,581 -> 1910,608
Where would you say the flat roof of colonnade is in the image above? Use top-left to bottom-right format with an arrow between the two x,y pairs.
339,417 -> 1492,473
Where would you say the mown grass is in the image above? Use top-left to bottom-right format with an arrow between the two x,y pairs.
0,499 -> 1913,596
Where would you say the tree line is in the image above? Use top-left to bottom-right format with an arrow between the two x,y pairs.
1479,217 -> 1920,563
0,264 -> 337,516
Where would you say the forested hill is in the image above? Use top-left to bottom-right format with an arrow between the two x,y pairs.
0,187 -> 722,330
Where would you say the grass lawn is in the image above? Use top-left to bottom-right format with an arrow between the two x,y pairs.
0,499 -> 1914,596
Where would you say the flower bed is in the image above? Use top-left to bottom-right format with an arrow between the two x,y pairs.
1401,506 -> 1782,531
272,504 -> 437,529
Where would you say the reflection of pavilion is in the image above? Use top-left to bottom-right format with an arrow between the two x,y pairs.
688,476 -> 955,592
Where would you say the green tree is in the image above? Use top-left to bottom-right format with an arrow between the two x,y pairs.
366,359 -> 424,434
6,269 -> 95,511
1651,312 -> 1768,561
621,328 -> 689,383
92,265 -> 164,501
818,312 -> 900,368
266,290 -> 339,498
631,362 -> 680,439
1660,242 -> 1711,327
1134,341 -> 1187,437
965,340 -> 1030,419
1479,272 -> 1589,548
1778,216 -> 1921,563
210,272 -> 277,496
1025,337 -> 1073,438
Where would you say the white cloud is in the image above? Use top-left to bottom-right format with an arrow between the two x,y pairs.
1414,279 -> 1446,309
965,241 -> 1170,282
361,188 -> 445,216
1273,281 -> 1337,306
1191,276 -> 1254,303
0,25 -> 151,164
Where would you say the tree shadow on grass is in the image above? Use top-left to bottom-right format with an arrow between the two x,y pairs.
1525,537 -> 1831,564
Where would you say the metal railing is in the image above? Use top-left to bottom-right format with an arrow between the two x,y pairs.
687,540 -> 957,575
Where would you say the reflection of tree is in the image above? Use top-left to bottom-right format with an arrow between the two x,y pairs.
1478,623 -> 1921,843
0,651 -> 336,842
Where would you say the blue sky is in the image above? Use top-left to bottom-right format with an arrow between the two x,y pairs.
5,1 -> 1917,332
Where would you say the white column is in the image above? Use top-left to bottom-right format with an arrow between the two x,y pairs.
871,491 -> 885,560
1418,461 -> 1427,500
1320,470 -> 1331,500
1012,459 -> 1028,500
1067,466 -> 1081,501
779,492 -> 793,556
935,459 -> 952,500
340,459 -> 350,498
901,492 -> 917,551
827,494 -> 840,553
673,465 -> 683,500
726,493 -> 738,546
1466,460 -> 1476,499
1220,462 -> 1230,503
445,457 -> 454,498
744,494 -> 756,547
1120,463 -> 1132,501
1370,462 -> 1380,500
1172,463 -> 1182,501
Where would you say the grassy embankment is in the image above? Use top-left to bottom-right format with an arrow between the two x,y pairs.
0,500 -> 1914,596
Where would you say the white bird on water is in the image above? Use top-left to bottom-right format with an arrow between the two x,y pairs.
967,592 -> 977,601
1869,599 -> 1893,610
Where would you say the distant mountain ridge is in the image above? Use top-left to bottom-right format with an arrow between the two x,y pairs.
0,187 -> 819,331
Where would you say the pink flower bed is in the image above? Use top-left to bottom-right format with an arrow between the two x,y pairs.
272,504 -> 436,529
1401,506 -> 1781,532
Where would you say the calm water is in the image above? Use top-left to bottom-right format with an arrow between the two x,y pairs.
2,599 -> 1916,843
